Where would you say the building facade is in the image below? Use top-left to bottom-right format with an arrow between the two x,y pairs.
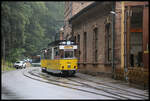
69,2 -> 114,75
119,1 -> 149,88
64,1 -> 93,40
65,1 -> 149,88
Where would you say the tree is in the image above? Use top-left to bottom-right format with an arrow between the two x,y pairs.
1,2 -> 64,62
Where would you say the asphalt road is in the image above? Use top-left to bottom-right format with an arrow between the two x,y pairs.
2,67 -> 113,99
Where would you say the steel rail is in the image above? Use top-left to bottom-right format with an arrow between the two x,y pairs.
22,69 -> 121,99
23,68 -> 148,99
75,75 -> 148,98
66,77 -> 147,99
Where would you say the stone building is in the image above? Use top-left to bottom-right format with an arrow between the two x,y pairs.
64,1 -> 93,40
69,2 -> 114,76
65,1 -> 149,88
118,2 -> 149,88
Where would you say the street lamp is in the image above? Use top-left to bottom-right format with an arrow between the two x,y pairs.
110,11 -> 116,15
110,2 -> 115,79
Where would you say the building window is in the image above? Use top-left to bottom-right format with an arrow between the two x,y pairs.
93,28 -> 98,63
77,34 -> 80,61
128,6 -> 143,67
74,36 -> 76,44
83,32 -> 87,62
105,23 -> 112,63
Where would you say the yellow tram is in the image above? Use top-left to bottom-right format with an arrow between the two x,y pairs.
41,40 -> 78,76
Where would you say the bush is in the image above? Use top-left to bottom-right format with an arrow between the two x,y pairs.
1,60 -> 16,72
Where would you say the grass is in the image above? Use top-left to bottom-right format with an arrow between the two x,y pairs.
2,66 -> 16,72
1,61 -> 16,72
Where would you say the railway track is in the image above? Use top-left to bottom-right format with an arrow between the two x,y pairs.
39,69 -> 148,99
23,68 -> 148,99
66,77 -> 148,99
73,75 -> 149,97
23,69 -> 120,99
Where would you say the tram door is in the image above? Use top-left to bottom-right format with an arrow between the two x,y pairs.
125,5 -> 149,69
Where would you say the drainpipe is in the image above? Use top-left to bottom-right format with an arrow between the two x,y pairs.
124,10 -> 128,81
111,2 -> 115,78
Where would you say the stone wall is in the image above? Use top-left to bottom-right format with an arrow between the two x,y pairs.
72,2 -> 114,75
64,1 -> 93,39
114,2 -> 122,67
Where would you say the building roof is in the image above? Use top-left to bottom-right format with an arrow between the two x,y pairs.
69,2 -> 114,23
69,2 -> 98,23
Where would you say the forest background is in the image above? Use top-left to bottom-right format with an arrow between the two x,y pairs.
1,2 -> 64,63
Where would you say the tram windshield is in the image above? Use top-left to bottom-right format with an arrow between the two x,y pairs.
65,51 -> 74,58
59,50 -> 75,59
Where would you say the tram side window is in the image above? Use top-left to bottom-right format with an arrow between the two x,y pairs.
60,50 -> 64,58
44,50 -> 47,59
54,47 -> 59,59
48,49 -> 52,59
43,49 -> 51,59
55,51 -> 58,56
46,50 -> 49,59
46,49 -> 49,59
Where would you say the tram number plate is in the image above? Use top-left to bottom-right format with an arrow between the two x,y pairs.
68,65 -> 71,68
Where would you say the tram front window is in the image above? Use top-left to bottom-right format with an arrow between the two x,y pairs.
65,51 -> 74,58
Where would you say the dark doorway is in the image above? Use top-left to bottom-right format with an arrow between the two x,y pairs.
126,6 -> 144,68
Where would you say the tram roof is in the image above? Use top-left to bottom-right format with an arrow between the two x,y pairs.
48,40 -> 75,47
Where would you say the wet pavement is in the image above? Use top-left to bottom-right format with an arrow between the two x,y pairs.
1,67 -> 149,99
1,67 -> 111,99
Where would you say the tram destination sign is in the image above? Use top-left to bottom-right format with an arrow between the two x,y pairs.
59,45 -> 77,49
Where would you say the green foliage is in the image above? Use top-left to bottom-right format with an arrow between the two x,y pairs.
1,1 -> 64,62
9,48 -> 26,62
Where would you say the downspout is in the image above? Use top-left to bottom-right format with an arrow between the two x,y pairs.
124,9 -> 128,81
112,2 -> 115,78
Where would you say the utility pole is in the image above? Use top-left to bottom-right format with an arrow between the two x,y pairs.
111,2 -> 115,79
